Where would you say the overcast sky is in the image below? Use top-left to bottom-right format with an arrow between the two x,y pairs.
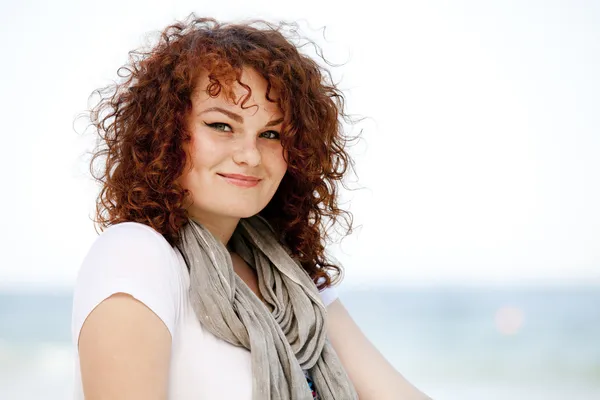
1,0 -> 598,290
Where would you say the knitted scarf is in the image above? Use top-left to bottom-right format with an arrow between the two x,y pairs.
177,216 -> 358,400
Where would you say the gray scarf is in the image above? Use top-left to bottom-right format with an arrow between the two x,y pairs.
177,216 -> 358,400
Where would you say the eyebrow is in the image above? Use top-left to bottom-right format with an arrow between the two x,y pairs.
199,107 -> 284,127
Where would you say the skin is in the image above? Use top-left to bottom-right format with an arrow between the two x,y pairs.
78,67 -> 431,399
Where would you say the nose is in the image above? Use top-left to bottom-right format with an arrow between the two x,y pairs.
232,136 -> 261,167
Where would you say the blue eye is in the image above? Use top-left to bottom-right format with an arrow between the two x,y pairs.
260,130 -> 280,140
205,122 -> 232,132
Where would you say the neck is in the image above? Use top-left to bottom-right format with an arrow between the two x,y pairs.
189,213 -> 240,245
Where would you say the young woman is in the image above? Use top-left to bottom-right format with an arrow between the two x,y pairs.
72,15 -> 431,400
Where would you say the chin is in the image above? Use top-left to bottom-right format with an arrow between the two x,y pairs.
232,209 -> 264,219
220,205 -> 265,219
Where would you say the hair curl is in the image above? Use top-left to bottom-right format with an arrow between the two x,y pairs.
88,14 -> 357,289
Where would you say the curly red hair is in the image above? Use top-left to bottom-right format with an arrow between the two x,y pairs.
89,15 -> 356,288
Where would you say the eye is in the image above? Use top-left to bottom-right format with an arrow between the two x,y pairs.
260,130 -> 280,140
205,122 -> 232,132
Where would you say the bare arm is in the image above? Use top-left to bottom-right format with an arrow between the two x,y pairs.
327,299 -> 431,400
78,293 -> 172,400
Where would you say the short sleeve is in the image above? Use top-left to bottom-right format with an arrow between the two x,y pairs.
71,222 -> 183,346
317,276 -> 339,307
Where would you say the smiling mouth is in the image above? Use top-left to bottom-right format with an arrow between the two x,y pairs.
217,173 -> 262,188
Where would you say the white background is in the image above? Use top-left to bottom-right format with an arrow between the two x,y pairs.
1,0 -> 598,290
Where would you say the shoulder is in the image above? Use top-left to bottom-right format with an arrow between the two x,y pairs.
72,222 -> 184,341
93,221 -> 172,250
83,222 -> 178,269
76,221 -> 182,294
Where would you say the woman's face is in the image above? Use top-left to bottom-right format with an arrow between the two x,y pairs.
180,67 -> 287,225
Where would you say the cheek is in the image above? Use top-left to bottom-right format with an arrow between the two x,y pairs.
264,145 -> 288,178
189,134 -> 226,169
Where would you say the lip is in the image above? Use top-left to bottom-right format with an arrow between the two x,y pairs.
217,173 -> 262,188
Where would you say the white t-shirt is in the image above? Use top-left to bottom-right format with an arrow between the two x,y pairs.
71,222 -> 338,399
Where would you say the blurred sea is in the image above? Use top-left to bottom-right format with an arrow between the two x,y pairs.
0,285 -> 599,399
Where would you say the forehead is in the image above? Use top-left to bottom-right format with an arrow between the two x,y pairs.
192,68 -> 282,117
